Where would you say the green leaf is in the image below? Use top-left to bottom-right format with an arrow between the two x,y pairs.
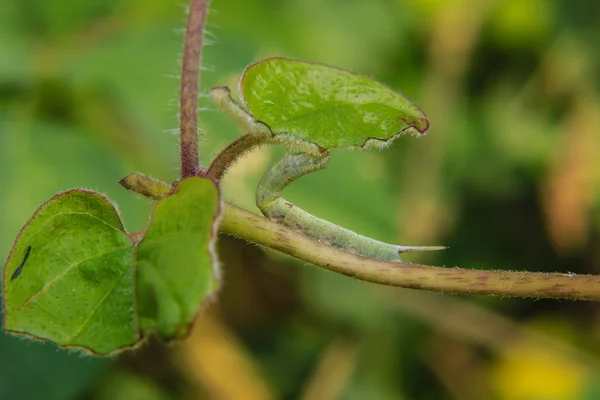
240,57 -> 429,150
136,177 -> 221,339
2,190 -> 138,355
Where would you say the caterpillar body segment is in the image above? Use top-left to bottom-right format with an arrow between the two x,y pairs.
256,153 -> 445,261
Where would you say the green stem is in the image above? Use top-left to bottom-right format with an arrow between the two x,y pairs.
180,0 -> 211,178
220,204 -> 600,301
119,175 -> 600,301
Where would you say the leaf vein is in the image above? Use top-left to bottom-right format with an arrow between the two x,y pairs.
66,265 -> 131,343
18,245 -> 131,310
26,211 -> 124,241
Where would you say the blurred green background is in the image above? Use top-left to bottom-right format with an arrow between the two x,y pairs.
2,0 -> 600,398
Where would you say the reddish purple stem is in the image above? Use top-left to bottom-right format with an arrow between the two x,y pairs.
180,0 -> 211,178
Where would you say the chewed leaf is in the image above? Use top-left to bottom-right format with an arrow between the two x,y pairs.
136,177 -> 221,339
240,57 -> 429,151
2,190 -> 138,355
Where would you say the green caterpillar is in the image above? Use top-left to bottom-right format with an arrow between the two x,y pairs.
256,153 -> 444,262
256,152 -> 444,261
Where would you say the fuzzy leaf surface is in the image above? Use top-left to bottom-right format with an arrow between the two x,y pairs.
136,177 -> 221,339
240,58 -> 430,150
2,190 -> 138,355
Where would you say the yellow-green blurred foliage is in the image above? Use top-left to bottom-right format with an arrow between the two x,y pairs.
2,0 -> 600,399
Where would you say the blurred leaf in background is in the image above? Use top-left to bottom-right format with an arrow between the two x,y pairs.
2,0 -> 600,398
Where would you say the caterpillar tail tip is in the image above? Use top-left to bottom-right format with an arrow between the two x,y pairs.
397,245 -> 447,254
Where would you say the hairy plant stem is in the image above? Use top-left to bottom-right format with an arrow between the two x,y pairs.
118,174 -> 600,301
205,134 -> 266,182
220,204 -> 600,301
180,0 -> 210,178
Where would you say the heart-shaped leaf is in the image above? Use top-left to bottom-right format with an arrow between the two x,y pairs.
239,57 -> 429,150
136,177 -> 221,339
2,190 -> 138,355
